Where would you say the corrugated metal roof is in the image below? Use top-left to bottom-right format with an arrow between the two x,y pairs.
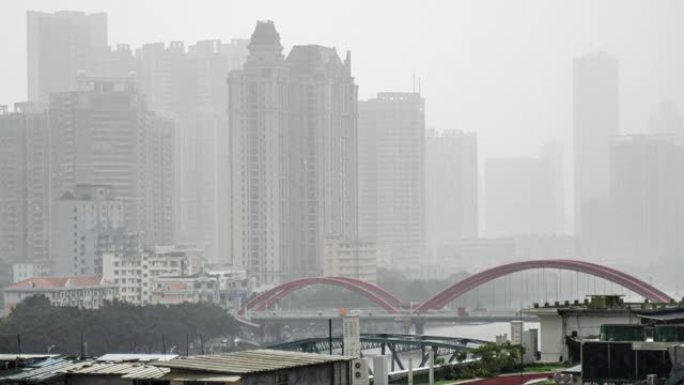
0,354 -> 58,361
0,358 -> 91,383
121,366 -> 171,379
158,373 -> 241,383
61,362 -> 170,379
155,349 -> 354,374
96,354 -> 178,362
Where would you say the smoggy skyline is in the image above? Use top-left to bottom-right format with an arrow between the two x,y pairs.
1,0 -> 683,163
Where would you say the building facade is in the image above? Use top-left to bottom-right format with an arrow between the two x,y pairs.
573,52 -> 619,253
358,92 -> 425,267
27,10 -> 108,102
610,134 -> 683,262
51,185 -> 125,276
227,21 -> 358,283
3,276 -> 118,314
0,103 -> 51,264
101,245 -> 203,305
322,237 -> 377,284
49,77 -> 175,249
425,129 -> 478,251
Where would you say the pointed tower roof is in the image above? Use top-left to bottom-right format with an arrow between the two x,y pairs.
249,20 -> 282,48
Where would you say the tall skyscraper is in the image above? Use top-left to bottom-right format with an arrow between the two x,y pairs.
610,134 -> 682,261
27,11 -> 108,102
0,103 -> 51,263
49,77 -> 175,249
425,129 -> 478,251
227,21 -> 357,283
358,92 -> 425,266
573,52 -> 619,252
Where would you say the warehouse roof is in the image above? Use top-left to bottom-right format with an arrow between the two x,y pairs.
155,349 -> 354,374
61,362 -> 170,379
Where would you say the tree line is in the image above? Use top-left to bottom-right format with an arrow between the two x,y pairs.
0,295 -> 238,356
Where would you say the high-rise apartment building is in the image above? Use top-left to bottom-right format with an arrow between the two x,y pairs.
27,11 -> 108,102
0,103 -> 51,263
135,39 -> 248,262
227,21 -> 357,283
358,92 -> 426,266
610,134 -> 683,261
51,184 -> 125,276
49,77 -> 175,249
425,129 -> 478,251
573,52 -> 619,252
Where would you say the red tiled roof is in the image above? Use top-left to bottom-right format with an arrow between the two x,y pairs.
6,276 -> 104,290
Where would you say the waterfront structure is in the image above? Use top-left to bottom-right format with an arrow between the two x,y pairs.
101,245 -> 203,305
49,77 -> 175,249
358,92 -> 425,267
425,129 -> 478,251
227,21 -> 357,283
3,276 -> 118,314
0,103 -> 51,264
573,52 -> 619,253
51,185 -> 125,276
322,237 -> 377,284
27,10 -> 108,102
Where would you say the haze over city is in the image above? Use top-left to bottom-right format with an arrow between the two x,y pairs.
1,2 -> 684,383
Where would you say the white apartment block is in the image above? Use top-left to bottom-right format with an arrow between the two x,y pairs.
3,276 -> 118,314
102,245 -> 203,305
322,238 -> 377,284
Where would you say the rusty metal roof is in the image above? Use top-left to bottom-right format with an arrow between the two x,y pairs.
155,349 -> 354,374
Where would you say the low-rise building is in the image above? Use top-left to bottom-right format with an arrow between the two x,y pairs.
3,276 -> 118,314
102,245 -> 203,305
150,275 -> 220,305
323,237 -> 377,284
12,261 -> 51,283
204,266 -> 250,309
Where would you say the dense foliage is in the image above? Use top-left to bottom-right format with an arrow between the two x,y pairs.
453,342 -> 525,378
0,295 -> 237,355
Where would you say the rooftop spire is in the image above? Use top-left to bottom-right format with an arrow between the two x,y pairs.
249,20 -> 282,48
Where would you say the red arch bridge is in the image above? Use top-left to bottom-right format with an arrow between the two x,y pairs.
239,259 -> 673,316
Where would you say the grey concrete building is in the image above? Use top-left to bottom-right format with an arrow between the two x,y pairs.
49,77 -> 175,249
227,21 -> 358,283
51,184 -> 125,276
425,129 -> 478,252
610,134 -> 683,262
27,11 -> 108,102
573,52 -> 619,253
358,92 -> 425,267
0,103 -> 51,264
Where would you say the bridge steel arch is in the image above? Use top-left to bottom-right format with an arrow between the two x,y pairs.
416,259 -> 673,313
240,277 -> 403,314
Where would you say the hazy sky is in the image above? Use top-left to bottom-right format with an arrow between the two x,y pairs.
1,0 -> 684,161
